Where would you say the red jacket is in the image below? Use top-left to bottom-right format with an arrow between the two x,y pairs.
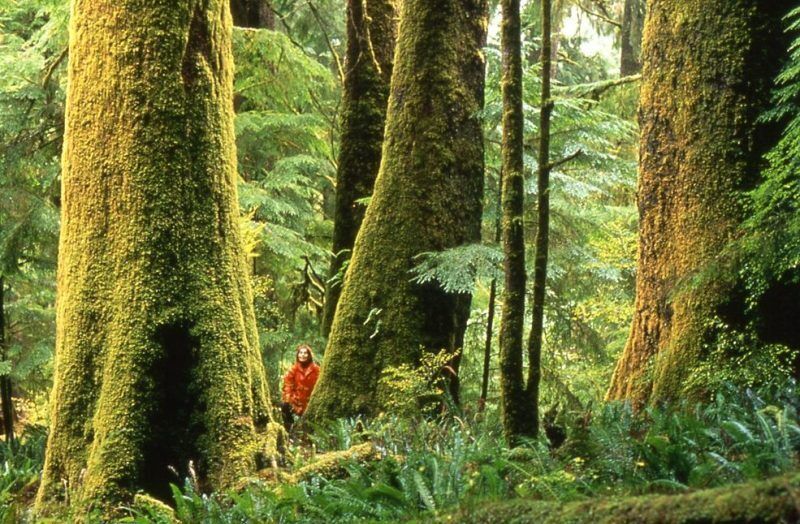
282,361 -> 320,415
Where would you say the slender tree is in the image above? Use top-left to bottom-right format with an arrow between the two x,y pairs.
0,277 -> 12,443
321,0 -> 397,337
498,0 -> 531,440
607,0 -> 792,406
524,0 -> 554,440
306,0 -> 487,420
479,174 -> 502,413
36,0 -> 277,513
620,0 -> 645,76
231,0 -> 274,29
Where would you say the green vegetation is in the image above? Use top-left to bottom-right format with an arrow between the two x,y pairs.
0,0 -> 798,521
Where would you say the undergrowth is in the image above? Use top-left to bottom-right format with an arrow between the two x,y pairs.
2,384 -> 799,523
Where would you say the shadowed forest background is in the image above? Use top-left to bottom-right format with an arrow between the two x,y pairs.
1,0 -> 800,522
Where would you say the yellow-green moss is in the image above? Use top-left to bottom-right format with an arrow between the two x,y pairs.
289,442 -> 379,483
306,0 -> 488,421
442,472 -> 800,523
36,0 -> 275,516
498,0 -> 533,441
322,0 -> 398,336
608,1 -> 791,406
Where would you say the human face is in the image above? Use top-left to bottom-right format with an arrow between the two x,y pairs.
298,347 -> 311,363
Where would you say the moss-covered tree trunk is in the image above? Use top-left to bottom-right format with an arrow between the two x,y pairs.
231,0 -> 274,29
607,0 -> 791,406
36,0 -> 276,513
321,0 -> 397,337
620,0 -> 644,76
306,0 -> 487,420
498,0 -> 531,440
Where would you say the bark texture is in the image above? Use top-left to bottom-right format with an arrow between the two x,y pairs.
524,0 -> 553,440
607,0 -> 791,406
306,0 -> 487,420
36,0 -> 277,513
620,0 -> 645,76
231,0 -> 274,29
498,0 -> 531,440
443,472 -> 800,523
321,0 -> 397,337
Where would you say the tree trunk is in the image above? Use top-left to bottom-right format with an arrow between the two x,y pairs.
620,0 -> 644,76
0,277 -> 13,444
231,0 -> 274,29
443,472 -> 800,523
480,173 -> 503,413
607,0 -> 792,407
523,0 -> 553,440
305,0 -> 487,421
36,0 -> 277,514
498,0 -> 531,441
321,0 -> 397,337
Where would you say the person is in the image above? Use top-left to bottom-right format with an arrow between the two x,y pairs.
281,344 -> 320,430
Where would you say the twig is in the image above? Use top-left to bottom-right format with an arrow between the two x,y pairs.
547,149 -> 583,171
576,1 -> 622,28
307,1 -> 345,84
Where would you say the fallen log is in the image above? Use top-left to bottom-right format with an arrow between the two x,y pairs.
444,472 -> 800,523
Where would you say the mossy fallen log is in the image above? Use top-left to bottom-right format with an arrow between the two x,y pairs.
289,442 -> 381,483
445,473 -> 800,523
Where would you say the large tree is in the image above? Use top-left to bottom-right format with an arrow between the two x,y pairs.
306,0 -> 487,420
607,0 -> 792,406
36,0 -> 277,513
321,0 -> 397,336
231,0 -> 274,29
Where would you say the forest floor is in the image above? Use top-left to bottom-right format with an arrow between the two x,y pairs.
1,385 -> 799,522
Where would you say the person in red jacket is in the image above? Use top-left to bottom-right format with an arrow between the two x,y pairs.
281,344 -> 320,430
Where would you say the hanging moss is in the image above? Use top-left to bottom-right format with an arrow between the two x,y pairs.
306,0 -> 488,420
607,0 -> 792,407
35,0 -> 275,515
321,0 -> 398,336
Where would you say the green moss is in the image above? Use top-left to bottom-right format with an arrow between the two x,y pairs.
307,0 -> 488,421
608,1 -> 792,406
289,442 -> 379,483
36,0 -> 275,516
322,0 -> 397,336
442,472 -> 800,523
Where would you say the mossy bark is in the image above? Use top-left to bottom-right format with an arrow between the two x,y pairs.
498,0 -> 531,440
36,0 -> 274,513
321,0 -> 397,337
607,1 -> 791,406
306,0 -> 487,420
231,0 -> 274,29
442,472 -> 800,523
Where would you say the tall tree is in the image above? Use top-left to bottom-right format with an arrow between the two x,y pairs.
607,0 -> 792,406
321,0 -> 397,337
0,278 -> 12,443
498,0 -> 530,440
36,0 -> 277,513
524,0 -> 554,439
620,0 -> 644,76
231,0 -> 274,29
306,0 -> 487,420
